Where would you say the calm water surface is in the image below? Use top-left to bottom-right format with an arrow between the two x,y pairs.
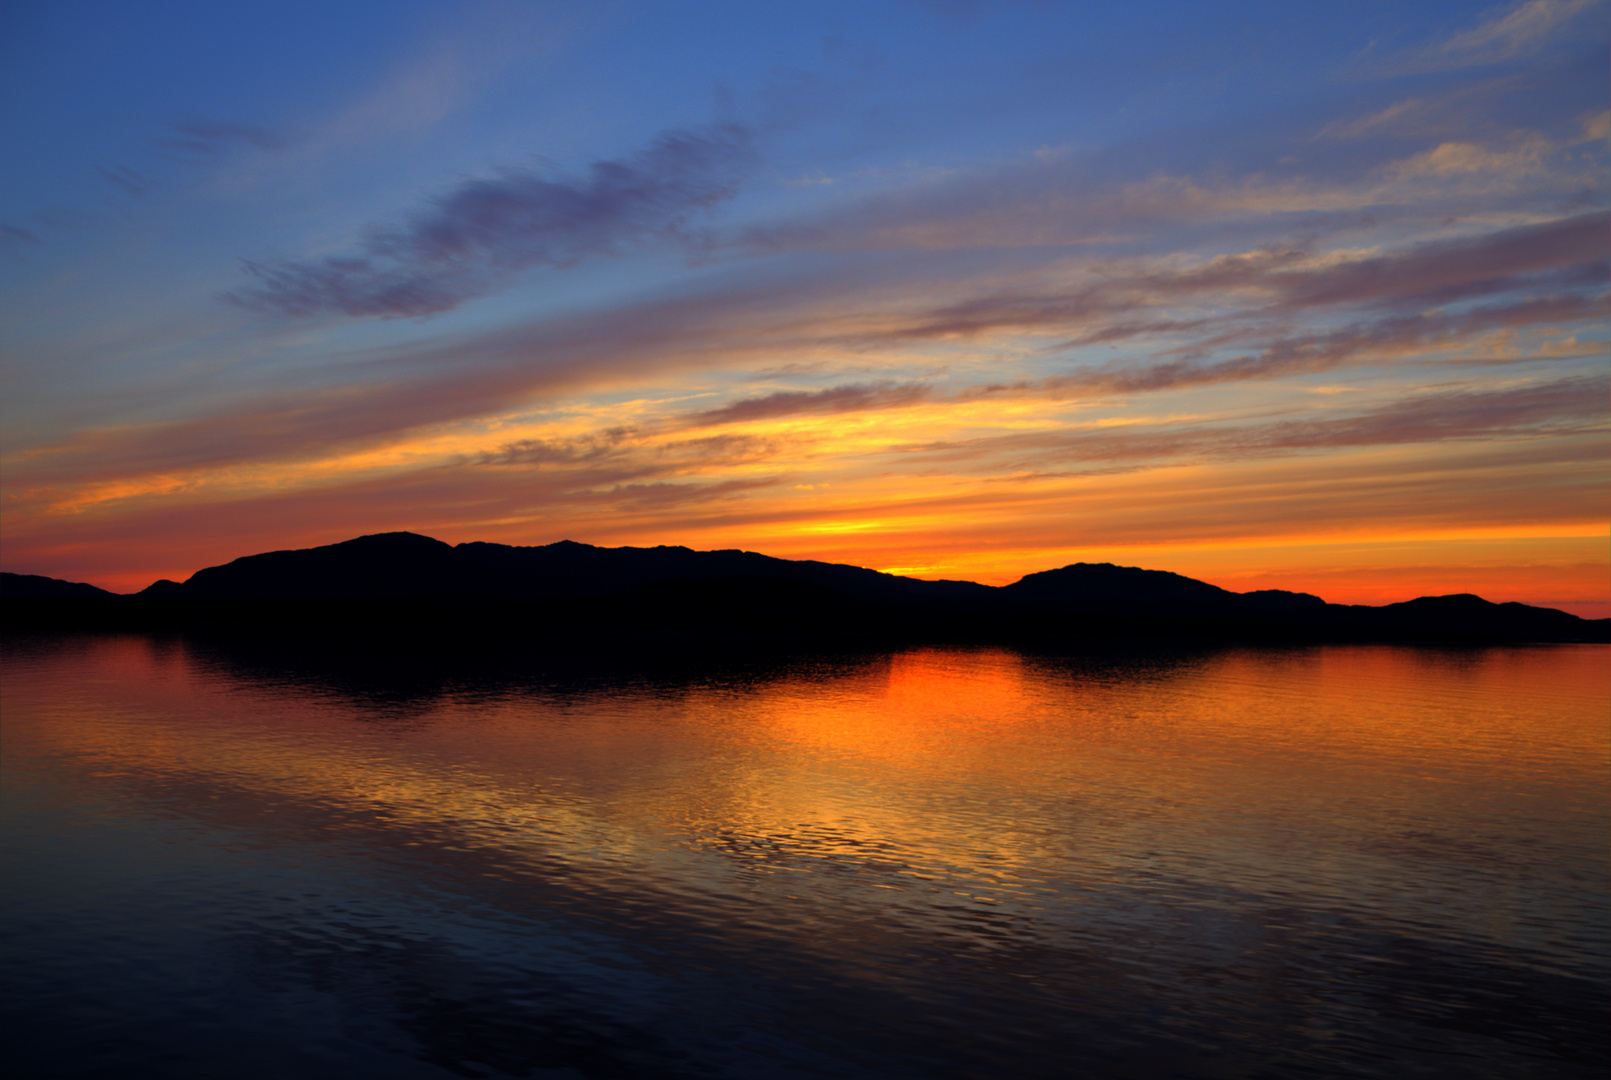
2,635 -> 1606,1079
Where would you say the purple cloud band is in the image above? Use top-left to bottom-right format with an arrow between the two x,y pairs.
228,122 -> 759,319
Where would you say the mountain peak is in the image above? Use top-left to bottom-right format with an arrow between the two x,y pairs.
1006,562 -> 1233,607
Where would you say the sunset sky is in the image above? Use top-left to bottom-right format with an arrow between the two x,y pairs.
2,1 -> 1606,614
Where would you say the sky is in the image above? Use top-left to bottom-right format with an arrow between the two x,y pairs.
1,0 -> 1606,615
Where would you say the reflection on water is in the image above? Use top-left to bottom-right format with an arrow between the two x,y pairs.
2,634 -> 1606,1078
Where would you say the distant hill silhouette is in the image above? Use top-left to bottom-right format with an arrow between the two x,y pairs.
1,572 -> 119,599
4,531 -> 1606,643
136,532 -> 996,609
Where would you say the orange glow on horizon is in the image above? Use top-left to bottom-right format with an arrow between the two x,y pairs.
4,338 -> 1604,615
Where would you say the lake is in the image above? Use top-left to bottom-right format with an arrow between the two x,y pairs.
2,634 -> 1606,1079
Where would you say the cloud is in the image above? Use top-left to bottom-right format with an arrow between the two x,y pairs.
155,120 -> 285,156
685,382 -> 934,427
95,165 -> 148,197
227,122 -> 760,319
740,62 -> 1604,262
1243,372 -> 1608,450
475,427 -> 639,467
1262,211 -> 1607,309
473,428 -> 787,476
847,212 -> 1607,352
1,224 -> 42,245
1429,0 -> 1597,66
1386,138 -> 1549,181
594,476 -> 783,508
16,205 -> 1602,503
893,374 -> 1608,475
1317,98 -> 1428,141
1043,294 -> 1607,393
1580,110 -> 1611,143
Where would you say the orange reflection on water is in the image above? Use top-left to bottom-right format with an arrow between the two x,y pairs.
4,636 -> 1605,945
659,643 -> 1610,784
705,649 -> 1053,762
4,634 -> 1606,1080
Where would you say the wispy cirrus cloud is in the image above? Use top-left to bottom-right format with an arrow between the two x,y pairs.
155,120 -> 286,156
95,165 -> 148,197
472,430 -> 787,484
1426,0 -> 1598,68
227,122 -> 760,319
1246,371 -> 1608,449
685,382 -> 934,427
1,224 -> 43,246
892,373 -> 1609,473
849,212 -> 1608,348
742,85 -> 1603,260
843,293 -> 1603,412
1241,211 -> 1606,310
16,206 -> 1603,497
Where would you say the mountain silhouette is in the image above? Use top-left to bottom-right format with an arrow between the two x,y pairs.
5,531 -> 1605,643
133,532 -> 997,610
998,562 -> 1324,617
0,572 -> 118,599
141,532 -> 471,601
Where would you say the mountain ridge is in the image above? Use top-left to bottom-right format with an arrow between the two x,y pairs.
3,531 -> 1604,643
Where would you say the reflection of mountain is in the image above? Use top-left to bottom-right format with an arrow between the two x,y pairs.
4,531 -> 1606,642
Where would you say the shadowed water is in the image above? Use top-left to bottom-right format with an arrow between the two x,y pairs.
2,634 -> 1606,1079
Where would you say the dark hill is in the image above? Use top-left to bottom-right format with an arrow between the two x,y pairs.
136,532 -> 997,610
1331,593 -> 1601,642
1005,563 -> 1254,616
143,532 -> 470,601
998,565 -> 1331,623
0,572 -> 117,599
5,532 -> 1606,643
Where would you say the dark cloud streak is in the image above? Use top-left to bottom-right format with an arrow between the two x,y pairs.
1053,294 -> 1609,393
20,243 -> 1601,490
1,224 -> 42,245
15,184 -> 1604,501
155,120 -> 285,156
96,165 -> 147,197
228,122 -> 760,319
897,373 -> 1609,472
1270,212 -> 1608,310
866,213 -> 1608,347
685,381 -> 933,426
